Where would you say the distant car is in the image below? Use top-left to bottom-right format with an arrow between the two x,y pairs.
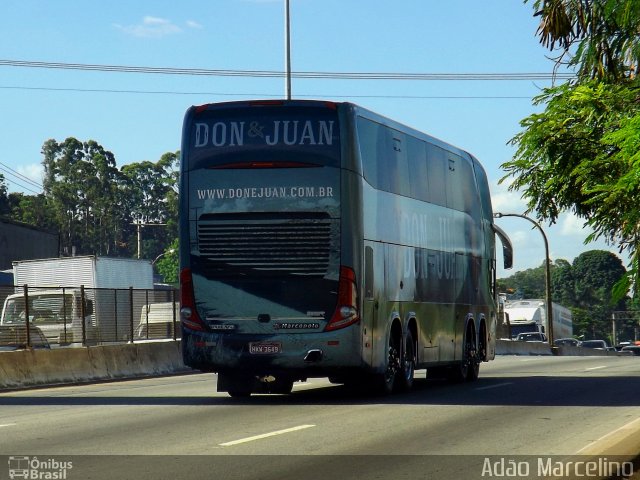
616,342 -> 632,351
620,346 -> 640,356
581,339 -> 608,350
554,338 -> 581,347
515,332 -> 547,342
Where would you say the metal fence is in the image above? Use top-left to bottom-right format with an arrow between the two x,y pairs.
0,284 -> 180,350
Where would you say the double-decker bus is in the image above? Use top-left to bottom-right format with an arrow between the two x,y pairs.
179,100 -> 513,396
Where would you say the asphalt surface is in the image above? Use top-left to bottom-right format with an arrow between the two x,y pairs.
1,355 -> 639,479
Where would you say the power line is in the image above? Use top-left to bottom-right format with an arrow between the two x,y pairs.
0,170 -> 42,195
0,58 -> 576,82
0,161 -> 42,189
0,85 -> 534,99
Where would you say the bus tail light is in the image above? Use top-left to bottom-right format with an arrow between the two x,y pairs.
325,266 -> 359,331
180,268 -> 206,331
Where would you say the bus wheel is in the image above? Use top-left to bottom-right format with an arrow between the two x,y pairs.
450,328 -> 479,382
397,330 -> 415,391
467,355 -> 480,381
374,335 -> 401,394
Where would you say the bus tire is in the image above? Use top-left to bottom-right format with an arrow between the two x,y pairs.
465,328 -> 481,382
397,330 -> 415,391
373,333 -> 401,394
450,325 -> 479,382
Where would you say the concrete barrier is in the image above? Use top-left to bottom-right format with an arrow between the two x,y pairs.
0,340 -> 626,391
0,341 -> 190,390
497,340 -> 621,357
496,339 -> 553,356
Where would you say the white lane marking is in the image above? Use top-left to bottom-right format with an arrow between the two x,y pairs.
0,423 -> 16,428
584,366 -> 607,371
577,417 -> 640,454
219,424 -> 316,447
475,382 -> 513,391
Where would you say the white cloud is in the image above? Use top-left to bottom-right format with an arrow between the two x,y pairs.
114,16 -> 182,38
18,164 -> 43,183
559,213 -> 590,237
185,20 -> 203,29
489,179 -> 527,215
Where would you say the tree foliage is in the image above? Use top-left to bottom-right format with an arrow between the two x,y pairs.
503,82 -> 640,248
3,138 -> 179,279
498,263 -> 548,299
156,238 -> 179,285
500,249 -> 632,341
0,174 -> 9,217
503,1 -> 640,297
42,138 -> 126,256
529,0 -> 640,81
572,250 -> 626,308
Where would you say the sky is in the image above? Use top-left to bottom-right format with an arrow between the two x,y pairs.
0,0 -> 629,277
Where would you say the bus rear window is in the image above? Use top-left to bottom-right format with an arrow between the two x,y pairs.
187,106 -> 341,169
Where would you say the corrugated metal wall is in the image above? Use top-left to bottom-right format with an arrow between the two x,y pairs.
94,257 -> 153,289
14,256 -> 94,289
13,256 -> 153,289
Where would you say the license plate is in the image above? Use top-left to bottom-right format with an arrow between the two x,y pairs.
249,342 -> 282,354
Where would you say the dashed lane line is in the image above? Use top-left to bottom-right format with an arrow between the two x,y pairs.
219,425 -> 316,447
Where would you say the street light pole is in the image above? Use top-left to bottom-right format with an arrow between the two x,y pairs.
494,212 -> 554,345
152,248 -> 175,266
284,0 -> 292,100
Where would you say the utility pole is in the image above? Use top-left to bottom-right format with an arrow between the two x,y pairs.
284,0 -> 292,100
132,221 -> 167,259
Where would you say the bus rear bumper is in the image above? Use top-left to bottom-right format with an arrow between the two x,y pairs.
181,327 -> 364,378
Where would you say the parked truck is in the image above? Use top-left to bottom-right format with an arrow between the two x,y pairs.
0,288 -> 94,345
0,256 -> 154,344
504,299 -> 573,341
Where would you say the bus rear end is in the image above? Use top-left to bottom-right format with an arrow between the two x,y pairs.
179,100 -> 362,395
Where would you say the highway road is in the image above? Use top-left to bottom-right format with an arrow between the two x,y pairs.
1,355 -> 639,479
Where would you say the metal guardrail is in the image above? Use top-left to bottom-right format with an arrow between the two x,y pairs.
0,285 -> 180,350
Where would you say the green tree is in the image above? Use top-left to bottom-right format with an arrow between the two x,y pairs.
551,258 -> 576,306
503,1 -> 640,296
120,152 -> 179,259
572,250 -> 626,308
530,0 -> 640,81
499,263 -> 547,298
155,239 -> 179,285
0,174 -> 9,217
42,137 -> 84,253
42,138 -> 125,256
5,139 -> 179,262
7,193 -> 57,231
570,250 -> 626,340
500,250 -> 630,341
